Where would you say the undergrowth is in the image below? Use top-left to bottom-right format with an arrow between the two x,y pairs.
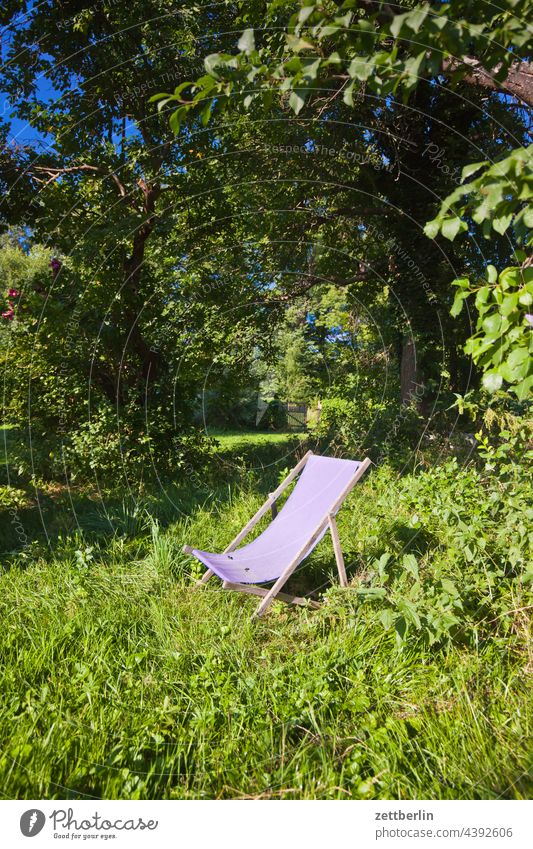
0,433 -> 531,799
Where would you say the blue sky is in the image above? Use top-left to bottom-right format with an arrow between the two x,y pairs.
0,7 -> 56,150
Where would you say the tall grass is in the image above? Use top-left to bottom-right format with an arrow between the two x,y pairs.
0,439 -> 531,799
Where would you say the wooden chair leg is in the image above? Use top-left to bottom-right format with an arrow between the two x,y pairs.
197,568 -> 214,585
328,514 -> 348,587
252,518 -> 329,618
223,581 -> 320,609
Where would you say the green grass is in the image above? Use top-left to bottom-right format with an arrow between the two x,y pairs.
0,436 -> 531,800
208,428 -> 307,453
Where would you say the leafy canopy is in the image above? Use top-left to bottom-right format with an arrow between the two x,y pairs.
155,0 -> 533,399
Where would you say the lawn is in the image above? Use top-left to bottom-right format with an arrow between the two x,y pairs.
208,428 -> 307,453
0,432 -> 531,799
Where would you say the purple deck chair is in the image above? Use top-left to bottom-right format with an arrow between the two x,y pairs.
183,451 -> 371,618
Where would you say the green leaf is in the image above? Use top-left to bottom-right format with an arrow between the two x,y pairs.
499,267 -> 520,290
394,615 -> 407,641
482,314 -> 501,335
334,11 -> 353,29
357,587 -> 387,600
356,18 -> 376,51
514,374 -> 533,400
441,579 -> 458,596
148,93 -> 169,105
169,106 -> 187,134
319,24 -> 341,37
375,552 -> 392,578
289,88 -> 307,114
238,28 -> 255,54
380,608 -> 395,630
298,5 -> 315,25
441,216 -> 466,241
475,286 -> 490,309
492,212 -> 514,234
402,554 -> 419,580
403,52 -> 426,91
301,57 -> 321,81
283,56 -> 302,74
286,34 -> 315,52
343,82 -> 355,106
507,346 -> 529,369
500,292 -> 519,316
523,207 -> 533,227
200,101 -> 213,125
324,51 -> 342,66
173,81 -> 192,98
204,53 -> 223,78
461,161 -> 486,181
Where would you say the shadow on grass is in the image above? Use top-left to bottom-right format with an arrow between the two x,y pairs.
0,432 -> 314,565
273,520 -> 439,604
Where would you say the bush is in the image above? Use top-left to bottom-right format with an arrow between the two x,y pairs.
0,485 -> 29,510
315,395 -> 423,460
352,436 -> 533,647
7,405 -> 214,489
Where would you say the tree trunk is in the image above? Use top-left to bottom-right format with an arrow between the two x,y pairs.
121,180 -> 163,386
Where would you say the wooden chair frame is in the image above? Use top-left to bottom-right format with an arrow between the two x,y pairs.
183,452 -> 371,618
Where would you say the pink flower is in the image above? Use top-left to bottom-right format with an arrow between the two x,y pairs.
2,308 -> 14,320
525,314 -> 533,327
8,288 -> 19,298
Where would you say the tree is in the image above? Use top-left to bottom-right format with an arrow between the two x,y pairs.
0,1 -> 261,478
158,0 -> 532,399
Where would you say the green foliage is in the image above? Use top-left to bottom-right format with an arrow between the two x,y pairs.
60,409 -> 213,485
0,485 -> 28,510
426,145 -> 533,398
155,0 -> 531,402
451,265 -> 533,399
314,396 -> 380,452
394,453 -> 532,643
0,5 -> 264,483
156,0 -> 531,129
0,0 -> 530,802
314,393 -> 423,460
0,239 -> 205,484
425,146 -> 532,245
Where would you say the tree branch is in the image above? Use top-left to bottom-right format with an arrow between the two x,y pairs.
442,57 -> 533,108
266,270 -> 369,303
330,55 -> 533,107
31,163 -> 129,198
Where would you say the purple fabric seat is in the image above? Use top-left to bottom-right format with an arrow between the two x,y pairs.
191,454 -> 362,584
